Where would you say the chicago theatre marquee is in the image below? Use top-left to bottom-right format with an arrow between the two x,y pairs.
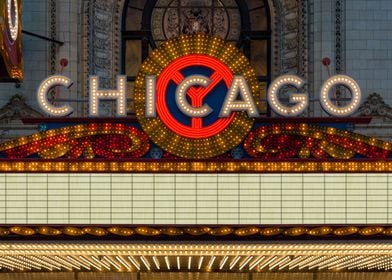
1,0 -> 392,279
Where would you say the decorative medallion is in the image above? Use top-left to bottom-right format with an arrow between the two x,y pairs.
152,0 -> 241,43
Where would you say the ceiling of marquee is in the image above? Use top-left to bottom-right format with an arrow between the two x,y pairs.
0,241 -> 391,273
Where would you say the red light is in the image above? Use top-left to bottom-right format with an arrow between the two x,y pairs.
156,54 -> 235,139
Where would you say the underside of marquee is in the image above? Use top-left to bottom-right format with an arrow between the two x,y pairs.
0,225 -> 391,273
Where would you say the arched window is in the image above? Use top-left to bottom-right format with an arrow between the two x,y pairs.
122,0 -> 271,114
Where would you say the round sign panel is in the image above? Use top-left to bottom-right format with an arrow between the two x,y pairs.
134,34 -> 261,159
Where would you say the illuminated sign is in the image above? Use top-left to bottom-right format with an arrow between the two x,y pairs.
134,38 -> 262,159
37,40 -> 362,120
268,75 -> 361,117
34,35 -> 364,160
0,34 -> 390,172
0,0 -> 22,82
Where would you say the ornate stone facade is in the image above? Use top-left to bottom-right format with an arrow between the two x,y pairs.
80,0 -> 124,115
276,0 -> 308,77
81,0 -> 116,92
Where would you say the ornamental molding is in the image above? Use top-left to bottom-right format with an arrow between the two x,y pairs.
359,93 -> 392,119
0,225 -> 389,239
335,0 -> 345,74
0,95 -> 43,123
90,0 -> 114,88
81,0 -> 119,115
277,0 -> 308,79
49,0 -> 57,75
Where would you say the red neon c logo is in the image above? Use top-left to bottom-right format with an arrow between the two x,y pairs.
156,54 -> 235,139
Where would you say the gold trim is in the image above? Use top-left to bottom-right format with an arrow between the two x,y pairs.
0,225 -> 391,238
0,160 -> 392,172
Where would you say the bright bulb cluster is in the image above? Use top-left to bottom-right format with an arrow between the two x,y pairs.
268,75 -> 307,117
145,76 -> 156,117
7,0 -> 18,42
37,75 -> 74,117
219,76 -> 259,117
175,75 -> 212,117
320,75 -> 362,117
89,76 -> 127,117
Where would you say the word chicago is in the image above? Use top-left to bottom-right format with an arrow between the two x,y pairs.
36,74 -> 361,118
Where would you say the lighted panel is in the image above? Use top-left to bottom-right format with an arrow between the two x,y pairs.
0,173 -> 391,225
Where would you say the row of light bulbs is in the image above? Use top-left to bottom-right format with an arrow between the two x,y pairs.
175,75 -> 211,117
268,75 -> 362,117
2,161 -> 392,172
6,0 -> 19,42
0,253 -> 391,272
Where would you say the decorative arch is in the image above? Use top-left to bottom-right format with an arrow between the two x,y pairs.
80,0 -> 308,114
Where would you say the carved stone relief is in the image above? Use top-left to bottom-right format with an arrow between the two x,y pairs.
278,0 -> 307,78
150,1 -> 239,42
81,0 -> 120,115
0,95 -> 44,143
0,95 -> 43,123
358,93 -> 392,120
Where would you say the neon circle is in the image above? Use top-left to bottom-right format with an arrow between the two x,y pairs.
156,54 -> 235,139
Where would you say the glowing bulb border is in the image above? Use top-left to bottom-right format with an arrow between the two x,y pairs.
37,75 -> 74,117
267,75 -> 308,117
320,75 -> 362,117
6,0 -> 18,42
0,122 -> 391,172
175,75 -> 212,117
133,34 -> 262,159
89,76 -> 127,117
